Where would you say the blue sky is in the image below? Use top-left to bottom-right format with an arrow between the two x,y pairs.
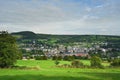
0,0 -> 120,35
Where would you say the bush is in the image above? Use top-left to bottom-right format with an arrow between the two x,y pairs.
62,64 -> 71,68
63,56 -> 74,61
52,56 -> 57,60
90,56 -> 103,68
111,58 -> 120,66
57,56 -> 62,60
71,60 -> 84,68
12,66 -> 40,70
69,56 -> 75,61
42,55 -> 47,60
57,64 -> 71,68
55,60 -> 60,65
35,56 -> 41,60
35,55 -> 47,60
63,56 -> 69,61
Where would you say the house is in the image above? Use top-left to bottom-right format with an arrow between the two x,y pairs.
75,53 -> 89,57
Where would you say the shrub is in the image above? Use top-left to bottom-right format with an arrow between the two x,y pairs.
55,60 -> 60,65
63,56 -> 69,61
69,56 -> 75,61
71,60 -> 84,68
111,58 -> 120,66
57,64 -> 71,68
42,55 -> 47,60
63,56 -> 74,61
35,56 -> 41,60
52,56 -> 57,60
35,55 -> 47,60
57,56 -> 62,60
90,56 -> 103,68
62,64 -> 71,68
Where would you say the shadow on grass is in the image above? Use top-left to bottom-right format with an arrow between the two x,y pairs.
79,72 -> 120,80
0,75 -> 90,80
0,72 -> 120,80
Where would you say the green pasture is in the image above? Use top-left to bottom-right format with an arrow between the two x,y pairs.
0,60 -> 120,80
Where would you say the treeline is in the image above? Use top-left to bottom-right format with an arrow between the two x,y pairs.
12,31 -> 120,48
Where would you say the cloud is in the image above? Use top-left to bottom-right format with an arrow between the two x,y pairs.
0,1 -> 66,24
0,0 -> 120,35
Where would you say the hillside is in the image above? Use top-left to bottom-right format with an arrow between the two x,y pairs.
1,31 -> 120,60
12,31 -> 120,48
12,31 -> 37,39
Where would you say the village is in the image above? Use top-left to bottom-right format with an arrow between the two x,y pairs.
20,40 -> 112,60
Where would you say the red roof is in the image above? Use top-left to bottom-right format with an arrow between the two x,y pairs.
75,53 -> 88,57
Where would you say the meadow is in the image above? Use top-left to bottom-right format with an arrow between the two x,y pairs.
0,60 -> 120,80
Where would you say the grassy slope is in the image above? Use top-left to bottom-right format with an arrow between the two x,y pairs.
0,60 -> 120,80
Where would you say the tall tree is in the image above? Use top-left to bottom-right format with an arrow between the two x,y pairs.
0,31 -> 20,68
90,56 -> 102,68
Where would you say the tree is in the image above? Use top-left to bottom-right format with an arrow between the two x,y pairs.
57,56 -> 62,60
71,60 -> 83,68
90,56 -> 102,68
63,56 -> 74,61
0,31 -> 20,68
42,55 -> 47,60
111,58 -> 120,66
52,56 -> 57,60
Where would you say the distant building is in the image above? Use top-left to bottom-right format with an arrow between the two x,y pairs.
75,53 -> 89,57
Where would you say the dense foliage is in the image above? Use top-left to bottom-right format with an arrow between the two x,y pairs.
12,31 -> 120,48
111,58 -> 120,66
90,56 -> 102,68
71,60 -> 84,68
0,31 -> 20,68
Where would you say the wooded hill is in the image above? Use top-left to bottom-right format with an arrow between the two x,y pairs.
12,31 -> 120,48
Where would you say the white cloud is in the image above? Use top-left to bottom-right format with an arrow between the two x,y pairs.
85,7 -> 92,12
0,0 -> 120,35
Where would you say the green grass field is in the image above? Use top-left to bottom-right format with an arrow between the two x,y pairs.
0,60 -> 120,80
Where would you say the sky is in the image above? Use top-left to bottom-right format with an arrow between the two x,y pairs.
0,0 -> 120,35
